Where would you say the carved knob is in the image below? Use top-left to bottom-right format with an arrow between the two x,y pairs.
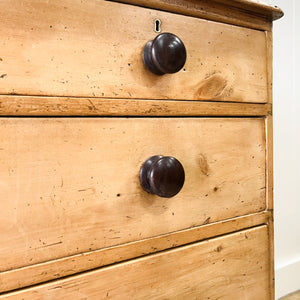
142,33 -> 187,75
140,155 -> 185,198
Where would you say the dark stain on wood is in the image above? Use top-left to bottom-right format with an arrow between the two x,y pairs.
216,245 -> 223,252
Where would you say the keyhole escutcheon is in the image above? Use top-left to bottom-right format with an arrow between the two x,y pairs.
154,19 -> 161,33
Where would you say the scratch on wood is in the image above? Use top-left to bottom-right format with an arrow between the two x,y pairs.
35,241 -> 62,249
203,217 -> 211,224
87,99 -> 97,111
78,187 -> 95,193
48,285 -> 62,290
43,241 -> 62,248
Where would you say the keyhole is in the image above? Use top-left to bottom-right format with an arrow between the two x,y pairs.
154,19 -> 161,33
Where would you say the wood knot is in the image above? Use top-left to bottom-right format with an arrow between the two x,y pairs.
195,73 -> 232,100
199,154 -> 209,176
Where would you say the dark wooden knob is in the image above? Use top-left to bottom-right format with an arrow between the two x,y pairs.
142,33 -> 187,75
140,155 -> 185,198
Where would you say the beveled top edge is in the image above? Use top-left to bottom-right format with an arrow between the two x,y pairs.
109,0 -> 283,31
215,0 -> 284,21
111,0 -> 283,21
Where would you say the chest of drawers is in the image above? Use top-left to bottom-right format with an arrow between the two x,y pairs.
0,0 -> 283,299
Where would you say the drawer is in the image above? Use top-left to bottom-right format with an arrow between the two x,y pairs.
0,118 -> 266,272
0,226 -> 270,299
0,0 -> 267,103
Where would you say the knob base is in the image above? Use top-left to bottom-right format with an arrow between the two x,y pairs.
139,155 -> 163,193
142,41 -> 164,75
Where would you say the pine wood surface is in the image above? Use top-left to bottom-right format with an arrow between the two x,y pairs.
215,0 -> 283,20
0,117 -> 266,273
0,0 -> 268,103
110,0 -> 283,30
0,226 -> 270,300
0,96 -> 272,116
265,28 -> 275,299
0,211 -> 270,293
0,0 -> 280,297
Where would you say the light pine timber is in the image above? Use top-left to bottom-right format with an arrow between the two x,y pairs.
266,28 -> 275,299
0,0 -> 268,103
215,0 -> 283,20
112,0 -> 283,30
0,118 -> 266,273
0,96 -> 272,116
0,211 -> 270,293
0,226 -> 271,300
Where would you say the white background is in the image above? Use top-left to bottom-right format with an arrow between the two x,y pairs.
272,0 -> 300,298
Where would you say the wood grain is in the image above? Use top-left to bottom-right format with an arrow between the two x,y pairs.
0,0 -> 268,103
0,226 -> 270,299
214,0 -> 283,20
265,28 -> 274,299
0,0 -> 278,297
0,211 -> 270,292
0,118 -> 266,273
0,96 -> 272,116
111,0 -> 283,30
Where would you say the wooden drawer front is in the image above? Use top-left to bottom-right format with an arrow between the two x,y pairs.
0,118 -> 265,272
0,0 -> 267,103
0,226 -> 270,299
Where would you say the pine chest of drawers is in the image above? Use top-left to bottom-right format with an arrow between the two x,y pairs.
0,0 -> 283,299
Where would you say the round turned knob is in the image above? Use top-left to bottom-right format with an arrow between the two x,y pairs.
142,33 -> 187,75
140,155 -> 185,198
